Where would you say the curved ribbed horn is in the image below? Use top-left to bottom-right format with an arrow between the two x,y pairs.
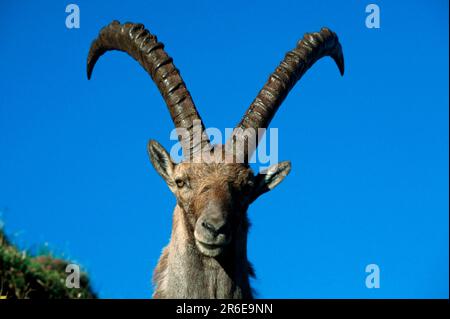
226,27 -> 344,162
87,20 -> 211,159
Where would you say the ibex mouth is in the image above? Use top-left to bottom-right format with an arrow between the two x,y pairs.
195,239 -> 231,257
197,241 -> 223,250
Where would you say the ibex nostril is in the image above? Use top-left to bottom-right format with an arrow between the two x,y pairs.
215,223 -> 227,234
202,221 -> 217,234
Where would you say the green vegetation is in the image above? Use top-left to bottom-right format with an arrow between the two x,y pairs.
0,227 -> 96,299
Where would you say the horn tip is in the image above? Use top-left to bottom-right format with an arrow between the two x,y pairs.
86,66 -> 92,80
338,60 -> 345,76
333,49 -> 345,76
86,57 -> 94,80
338,58 -> 345,76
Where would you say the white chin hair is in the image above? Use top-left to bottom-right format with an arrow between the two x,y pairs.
196,241 -> 223,257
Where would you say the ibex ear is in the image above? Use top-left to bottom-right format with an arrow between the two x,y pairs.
147,140 -> 175,186
252,161 -> 291,202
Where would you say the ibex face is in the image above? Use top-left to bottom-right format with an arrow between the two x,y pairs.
147,141 -> 291,257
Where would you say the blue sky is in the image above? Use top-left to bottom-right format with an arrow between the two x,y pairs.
0,0 -> 448,298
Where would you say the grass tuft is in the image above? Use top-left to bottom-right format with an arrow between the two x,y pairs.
0,227 -> 96,299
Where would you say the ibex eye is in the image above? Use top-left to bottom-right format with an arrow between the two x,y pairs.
175,179 -> 185,188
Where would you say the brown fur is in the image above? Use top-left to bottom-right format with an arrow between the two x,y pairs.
146,144 -> 290,299
150,157 -> 258,298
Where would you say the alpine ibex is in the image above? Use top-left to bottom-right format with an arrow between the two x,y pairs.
87,21 -> 344,298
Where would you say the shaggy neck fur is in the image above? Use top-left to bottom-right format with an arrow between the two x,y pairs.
152,205 -> 254,299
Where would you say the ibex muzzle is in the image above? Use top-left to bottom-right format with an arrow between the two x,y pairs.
194,183 -> 234,256
87,20 -> 344,298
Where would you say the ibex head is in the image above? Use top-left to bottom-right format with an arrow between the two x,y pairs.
146,141 -> 291,256
87,21 -> 344,258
